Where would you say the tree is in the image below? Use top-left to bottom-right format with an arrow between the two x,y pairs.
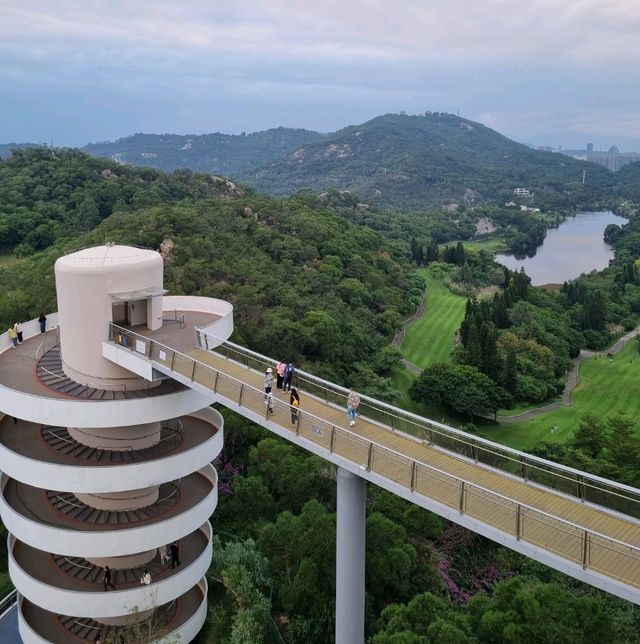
208,537 -> 273,644
581,290 -> 607,331
572,413 -> 607,459
469,576 -> 612,644
366,513 -> 417,604
464,320 -> 482,369
411,363 -> 509,420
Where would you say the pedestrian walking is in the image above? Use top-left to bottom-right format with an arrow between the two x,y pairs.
346,386 -> 360,427
266,390 -> 275,417
103,566 -> 116,591
264,367 -> 273,402
170,541 -> 181,568
276,360 -> 286,390
290,388 -> 300,425
7,326 -> 18,347
283,361 -> 296,392
13,322 -> 23,343
158,544 -> 169,565
38,313 -> 47,334
140,569 -> 151,585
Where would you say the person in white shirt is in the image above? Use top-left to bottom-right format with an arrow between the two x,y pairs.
347,387 -> 360,427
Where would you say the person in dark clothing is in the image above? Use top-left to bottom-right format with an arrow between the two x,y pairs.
170,541 -> 181,568
283,362 -> 296,392
290,388 -> 300,425
38,313 -> 47,334
103,565 -> 116,591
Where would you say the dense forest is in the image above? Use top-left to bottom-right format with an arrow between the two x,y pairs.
0,148 -> 419,395
82,128 -> 325,176
2,149 -> 640,643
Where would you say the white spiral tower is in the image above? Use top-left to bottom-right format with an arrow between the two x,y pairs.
0,245 -> 230,643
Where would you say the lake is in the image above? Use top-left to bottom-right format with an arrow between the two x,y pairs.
495,211 -> 626,286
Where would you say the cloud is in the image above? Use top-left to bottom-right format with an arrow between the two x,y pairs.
0,1 -> 639,145
2,0 -> 639,64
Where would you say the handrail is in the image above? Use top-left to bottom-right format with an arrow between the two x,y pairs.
51,482 -> 179,513
108,323 -> 640,591
199,334 -> 640,510
38,366 -> 67,381
0,589 -> 17,619
62,557 -> 93,571
44,429 -> 75,445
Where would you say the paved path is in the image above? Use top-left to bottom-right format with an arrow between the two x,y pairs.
392,294 -> 426,375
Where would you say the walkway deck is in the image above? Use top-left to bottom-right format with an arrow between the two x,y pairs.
108,325 -> 640,603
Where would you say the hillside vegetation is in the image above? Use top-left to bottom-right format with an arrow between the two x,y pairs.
82,128 -> 325,176
0,149 -> 420,394
243,113 -> 614,211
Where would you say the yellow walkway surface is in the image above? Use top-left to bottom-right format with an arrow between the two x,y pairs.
110,326 -> 640,598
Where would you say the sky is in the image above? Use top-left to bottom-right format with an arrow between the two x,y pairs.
1,0 -> 639,148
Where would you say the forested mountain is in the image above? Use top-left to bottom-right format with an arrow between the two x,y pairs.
82,128 -> 325,176
0,148 -> 420,391
75,113 -> 615,212
0,142 -> 41,159
0,147 -> 248,255
242,113 -> 614,211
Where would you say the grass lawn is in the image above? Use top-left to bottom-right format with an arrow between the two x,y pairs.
400,269 -> 467,370
442,238 -> 510,253
482,343 -> 640,451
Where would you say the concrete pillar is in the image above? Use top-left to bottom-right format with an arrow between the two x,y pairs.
335,467 -> 366,644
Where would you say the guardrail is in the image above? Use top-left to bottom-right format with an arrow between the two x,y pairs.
195,335 -> 640,522
108,323 -> 640,592
0,589 -> 17,620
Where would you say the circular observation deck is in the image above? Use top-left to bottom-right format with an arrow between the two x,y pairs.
10,524 -> 211,618
19,579 -> 207,643
1,466 -> 217,557
0,408 -> 223,493
0,299 -> 230,426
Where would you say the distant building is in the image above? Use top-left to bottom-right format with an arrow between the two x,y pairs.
514,188 -> 531,198
578,144 -> 640,172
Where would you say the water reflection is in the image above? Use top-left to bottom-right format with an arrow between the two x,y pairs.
495,211 -> 626,286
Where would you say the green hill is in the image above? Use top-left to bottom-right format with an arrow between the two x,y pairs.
82,127 -> 325,176
615,160 -> 640,201
0,148 -> 420,389
242,113 -> 614,211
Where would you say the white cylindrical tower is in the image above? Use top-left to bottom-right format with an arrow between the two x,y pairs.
0,245 -> 229,643
55,245 -> 164,390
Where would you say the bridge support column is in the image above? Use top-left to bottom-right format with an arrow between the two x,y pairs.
336,467 -> 366,644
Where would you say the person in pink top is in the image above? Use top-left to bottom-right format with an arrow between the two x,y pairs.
276,360 -> 286,390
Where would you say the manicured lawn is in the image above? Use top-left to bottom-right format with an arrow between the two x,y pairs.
443,238 -> 510,253
400,269 -> 467,370
482,343 -> 640,451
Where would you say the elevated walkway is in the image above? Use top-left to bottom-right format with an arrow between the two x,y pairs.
107,322 -> 640,605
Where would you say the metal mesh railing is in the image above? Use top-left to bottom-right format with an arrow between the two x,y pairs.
194,336 -> 640,520
108,323 -> 640,591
